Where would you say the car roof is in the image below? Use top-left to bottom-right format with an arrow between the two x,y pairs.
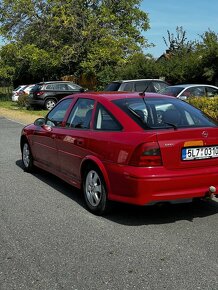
64,91 -> 175,101
168,84 -> 218,88
37,81 -> 78,85
111,79 -> 167,83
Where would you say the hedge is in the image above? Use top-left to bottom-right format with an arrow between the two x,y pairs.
188,96 -> 218,121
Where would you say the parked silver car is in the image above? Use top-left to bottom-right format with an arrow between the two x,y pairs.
104,79 -> 169,93
160,84 -> 218,99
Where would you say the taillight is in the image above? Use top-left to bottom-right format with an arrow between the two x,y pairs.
16,91 -> 24,95
36,91 -> 44,96
129,142 -> 162,167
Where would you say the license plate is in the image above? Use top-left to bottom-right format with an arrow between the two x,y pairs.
182,146 -> 218,160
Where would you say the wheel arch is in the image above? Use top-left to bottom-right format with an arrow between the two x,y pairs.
44,96 -> 58,103
80,156 -> 111,195
20,135 -> 29,151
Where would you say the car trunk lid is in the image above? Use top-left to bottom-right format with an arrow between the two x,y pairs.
156,127 -> 218,169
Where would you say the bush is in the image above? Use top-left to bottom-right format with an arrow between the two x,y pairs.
17,94 -> 29,108
0,93 -> 11,101
188,96 -> 218,121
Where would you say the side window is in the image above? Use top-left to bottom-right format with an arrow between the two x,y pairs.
188,87 -> 205,97
153,81 -> 168,92
206,87 -> 218,97
120,82 -> 133,92
46,99 -> 72,127
66,98 -> 95,129
58,83 -> 68,90
67,83 -> 81,91
135,81 -> 150,92
94,104 -> 122,131
45,84 -> 55,90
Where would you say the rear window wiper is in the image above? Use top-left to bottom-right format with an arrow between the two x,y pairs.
128,107 -> 145,123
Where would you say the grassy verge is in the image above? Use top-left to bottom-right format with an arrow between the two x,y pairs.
0,101 -> 47,124
0,101 -> 47,116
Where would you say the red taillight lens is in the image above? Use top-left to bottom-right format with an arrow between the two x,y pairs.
36,91 -> 44,96
16,91 -> 23,95
129,142 -> 162,167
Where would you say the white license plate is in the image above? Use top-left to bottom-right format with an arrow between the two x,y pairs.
182,146 -> 218,160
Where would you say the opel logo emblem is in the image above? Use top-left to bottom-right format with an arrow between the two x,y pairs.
202,131 -> 208,138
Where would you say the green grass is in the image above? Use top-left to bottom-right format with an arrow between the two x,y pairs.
0,100 -> 47,117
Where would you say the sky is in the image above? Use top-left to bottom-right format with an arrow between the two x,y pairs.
140,0 -> 218,58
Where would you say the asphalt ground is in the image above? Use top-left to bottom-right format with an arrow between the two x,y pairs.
0,116 -> 218,290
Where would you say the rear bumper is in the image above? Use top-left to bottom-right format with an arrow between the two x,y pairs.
106,164 -> 218,205
12,95 -> 18,102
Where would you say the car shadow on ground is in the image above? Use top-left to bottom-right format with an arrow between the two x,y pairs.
16,160 -> 218,226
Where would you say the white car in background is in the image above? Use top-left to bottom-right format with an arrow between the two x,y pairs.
160,84 -> 218,99
12,84 -> 35,101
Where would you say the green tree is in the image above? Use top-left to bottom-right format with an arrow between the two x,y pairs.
0,0 -> 150,86
196,30 -> 218,83
163,26 -> 195,54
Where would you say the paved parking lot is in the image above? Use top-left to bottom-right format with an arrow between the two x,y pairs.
0,116 -> 218,290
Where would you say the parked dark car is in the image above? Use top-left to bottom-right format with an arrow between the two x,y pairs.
21,91 -> 218,215
28,81 -> 85,110
104,79 -> 169,93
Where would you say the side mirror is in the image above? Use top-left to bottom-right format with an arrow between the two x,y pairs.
34,118 -> 46,126
80,88 -> 88,92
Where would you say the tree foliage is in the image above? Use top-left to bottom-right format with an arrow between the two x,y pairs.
196,30 -> 218,83
0,0 -> 150,86
163,26 -> 195,54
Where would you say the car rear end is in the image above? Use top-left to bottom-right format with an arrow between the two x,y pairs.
28,83 -> 45,108
12,85 -> 27,101
108,95 -> 218,205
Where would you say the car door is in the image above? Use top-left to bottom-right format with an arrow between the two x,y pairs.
31,98 -> 73,170
55,98 -> 95,184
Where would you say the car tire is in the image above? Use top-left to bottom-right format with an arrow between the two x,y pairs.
45,99 -> 56,110
83,166 -> 109,215
22,141 -> 34,172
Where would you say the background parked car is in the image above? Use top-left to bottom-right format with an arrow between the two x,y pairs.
104,79 -> 169,93
12,85 -> 28,102
22,84 -> 35,95
28,81 -> 86,110
12,84 -> 35,102
160,84 -> 218,99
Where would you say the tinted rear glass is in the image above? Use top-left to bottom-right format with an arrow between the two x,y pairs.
113,97 -> 218,129
104,82 -> 121,91
30,84 -> 43,92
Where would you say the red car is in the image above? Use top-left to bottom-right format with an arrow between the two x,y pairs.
20,92 -> 218,214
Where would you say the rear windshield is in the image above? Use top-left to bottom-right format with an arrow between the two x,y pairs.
30,84 -> 43,92
104,82 -> 121,91
113,97 -> 218,129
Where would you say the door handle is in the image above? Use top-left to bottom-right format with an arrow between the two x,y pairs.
51,134 -> 56,139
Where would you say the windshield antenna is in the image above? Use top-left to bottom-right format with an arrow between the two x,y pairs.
139,84 -> 149,97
